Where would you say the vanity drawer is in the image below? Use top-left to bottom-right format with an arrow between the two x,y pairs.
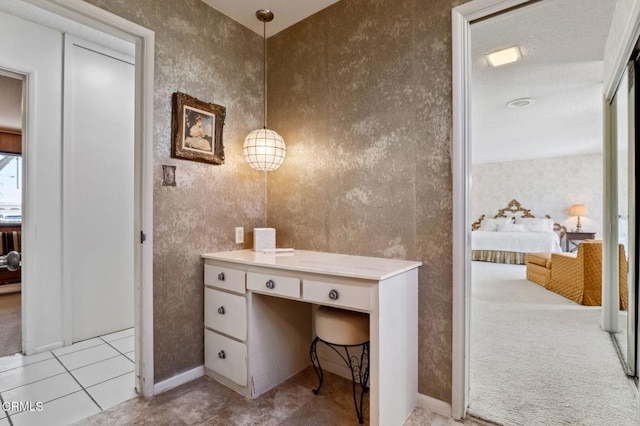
205,329 -> 247,386
247,272 -> 300,299
303,280 -> 372,312
204,264 -> 245,294
204,288 -> 247,341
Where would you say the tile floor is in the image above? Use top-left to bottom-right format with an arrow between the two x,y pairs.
0,328 -> 136,426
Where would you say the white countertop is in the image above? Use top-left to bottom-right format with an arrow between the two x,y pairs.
201,249 -> 422,281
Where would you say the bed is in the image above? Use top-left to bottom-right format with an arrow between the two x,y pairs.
471,199 -> 566,264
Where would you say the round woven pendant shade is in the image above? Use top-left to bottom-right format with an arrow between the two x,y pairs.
243,128 -> 286,171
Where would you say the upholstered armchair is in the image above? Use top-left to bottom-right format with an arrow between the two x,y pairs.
548,240 -> 628,310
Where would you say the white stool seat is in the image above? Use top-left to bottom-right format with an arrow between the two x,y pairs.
315,306 -> 369,345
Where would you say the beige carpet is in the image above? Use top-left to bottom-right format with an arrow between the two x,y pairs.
0,291 -> 21,357
468,261 -> 640,425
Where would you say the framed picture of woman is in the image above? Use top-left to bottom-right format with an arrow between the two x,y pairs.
171,92 -> 225,165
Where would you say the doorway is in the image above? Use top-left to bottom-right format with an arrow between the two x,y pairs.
453,0 -> 640,421
0,72 -> 23,358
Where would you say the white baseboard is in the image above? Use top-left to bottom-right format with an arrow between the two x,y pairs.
34,341 -> 64,353
153,365 -> 204,395
416,393 -> 452,417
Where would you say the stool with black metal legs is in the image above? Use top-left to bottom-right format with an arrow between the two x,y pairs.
310,305 -> 370,424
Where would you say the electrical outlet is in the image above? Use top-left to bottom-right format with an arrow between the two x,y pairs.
235,227 -> 244,244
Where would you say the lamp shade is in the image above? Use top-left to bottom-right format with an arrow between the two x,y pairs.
243,128 -> 286,171
570,204 -> 588,217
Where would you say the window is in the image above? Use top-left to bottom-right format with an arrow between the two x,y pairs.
0,153 -> 22,224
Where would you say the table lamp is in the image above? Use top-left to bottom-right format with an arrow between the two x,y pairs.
570,204 -> 588,232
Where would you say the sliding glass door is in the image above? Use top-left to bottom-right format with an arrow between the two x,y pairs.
629,57 -> 639,377
612,60 -> 639,377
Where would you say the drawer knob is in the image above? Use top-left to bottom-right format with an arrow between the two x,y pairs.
328,289 -> 339,300
218,272 -> 225,281
218,350 -> 226,359
217,306 -> 225,315
265,279 -> 275,290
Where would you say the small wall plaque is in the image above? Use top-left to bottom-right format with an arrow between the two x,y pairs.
162,165 -> 176,187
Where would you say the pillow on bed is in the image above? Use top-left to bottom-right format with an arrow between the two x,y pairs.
497,222 -> 525,232
516,217 -> 554,232
479,217 -> 511,231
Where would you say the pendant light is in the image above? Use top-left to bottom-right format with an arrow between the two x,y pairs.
243,9 -> 286,171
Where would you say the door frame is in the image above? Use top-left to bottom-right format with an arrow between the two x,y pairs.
24,0 -> 155,397
452,0 -> 640,419
451,0 -> 532,418
0,68 -> 27,356
624,59 -> 637,375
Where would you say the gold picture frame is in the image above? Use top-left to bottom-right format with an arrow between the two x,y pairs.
171,92 -> 225,165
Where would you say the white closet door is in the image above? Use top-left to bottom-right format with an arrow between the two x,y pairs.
64,36 -> 135,342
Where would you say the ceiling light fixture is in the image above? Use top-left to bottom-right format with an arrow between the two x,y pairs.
486,46 -> 521,67
243,9 -> 286,171
506,97 -> 536,108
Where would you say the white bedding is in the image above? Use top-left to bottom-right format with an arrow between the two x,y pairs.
472,230 -> 562,253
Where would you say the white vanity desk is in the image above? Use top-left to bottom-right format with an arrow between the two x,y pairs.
201,249 -> 421,425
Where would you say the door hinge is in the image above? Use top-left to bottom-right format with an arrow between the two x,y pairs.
140,231 -> 146,244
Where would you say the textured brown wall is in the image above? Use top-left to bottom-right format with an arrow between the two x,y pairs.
83,0 -> 467,400
83,0 -> 266,382
267,0 -> 466,402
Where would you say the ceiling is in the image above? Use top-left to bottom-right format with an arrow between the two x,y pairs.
201,0 -> 341,37
471,0 -> 616,164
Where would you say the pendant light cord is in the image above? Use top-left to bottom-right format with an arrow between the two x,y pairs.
263,19 -> 267,129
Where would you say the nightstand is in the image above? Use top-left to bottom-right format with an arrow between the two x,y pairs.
565,231 -> 596,252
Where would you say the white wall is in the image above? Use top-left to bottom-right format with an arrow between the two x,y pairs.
472,154 -> 603,238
